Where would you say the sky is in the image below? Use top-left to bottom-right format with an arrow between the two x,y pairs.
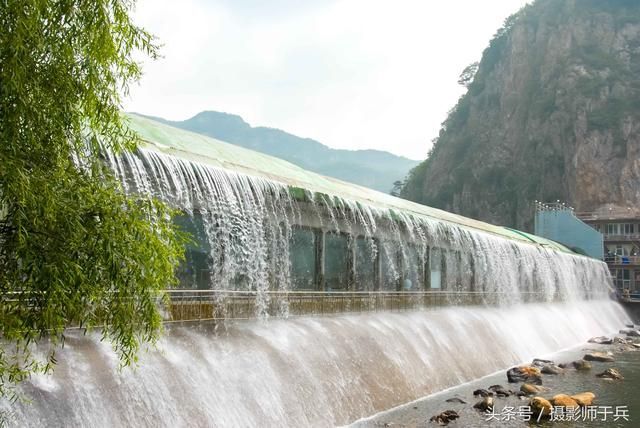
125,0 -> 531,160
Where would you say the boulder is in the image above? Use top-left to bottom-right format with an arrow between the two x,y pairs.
583,352 -> 615,362
488,384 -> 511,397
532,358 -> 554,367
588,336 -> 613,345
571,392 -> 595,407
625,323 -> 635,328
472,389 -> 493,397
506,365 -> 541,383
541,364 -> 564,375
560,359 -> 591,370
445,397 -> 466,404
550,394 -> 580,409
520,383 -> 548,395
529,397 -> 553,419
596,368 -> 624,380
473,396 -> 494,412
619,328 -> 640,337
429,410 -> 459,425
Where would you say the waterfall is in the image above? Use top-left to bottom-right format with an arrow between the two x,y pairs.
2,301 -> 629,427
103,145 -> 613,308
2,120 -> 628,426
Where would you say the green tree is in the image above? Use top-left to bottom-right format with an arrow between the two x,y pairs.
0,0 -> 185,402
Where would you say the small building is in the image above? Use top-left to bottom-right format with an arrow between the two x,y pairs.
534,202 -> 603,259
576,207 -> 640,294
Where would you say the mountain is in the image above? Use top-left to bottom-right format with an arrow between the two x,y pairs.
140,111 -> 419,193
401,0 -> 640,231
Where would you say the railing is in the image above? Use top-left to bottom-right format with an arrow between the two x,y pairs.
605,255 -> 640,265
163,290 -> 554,322
602,233 -> 640,242
576,209 -> 640,221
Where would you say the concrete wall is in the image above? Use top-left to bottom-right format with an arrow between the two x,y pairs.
534,209 -> 603,259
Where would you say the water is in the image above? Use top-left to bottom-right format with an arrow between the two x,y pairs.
2,300 -> 628,427
2,143 -> 627,426
359,337 -> 640,427
104,146 -> 613,309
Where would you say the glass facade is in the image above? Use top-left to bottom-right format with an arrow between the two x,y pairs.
290,227 -> 317,290
324,232 -> 350,290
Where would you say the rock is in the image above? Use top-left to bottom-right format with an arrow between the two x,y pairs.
596,368 -> 624,380
584,352 -> 615,362
613,337 -> 628,345
625,323 -> 635,329
430,410 -> 459,425
472,389 -> 493,397
572,360 -> 592,370
473,397 -> 494,412
520,383 -> 548,395
529,397 -> 553,419
550,394 -> 580,409
532,358 -> 554,367
571,392 -> 596,407
588,336 -> 613,345
488,385 -> 511,397
506,365 -> 540,383
541,364 -> 564,375
619,329 -> 640,337
445,397 -> 466,404
632,343 -> 640,349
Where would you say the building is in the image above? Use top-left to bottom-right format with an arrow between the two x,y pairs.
577,207 -> 640,294
534,202 -> 603,259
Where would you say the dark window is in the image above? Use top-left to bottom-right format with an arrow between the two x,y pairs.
290,227 -> 317,290
402,245 -> 424,291
355,237 -> 377,291
325,232 -> 350,290
429,247 -> 442,290
174,212 -> 211,289
380,244 -> 400,290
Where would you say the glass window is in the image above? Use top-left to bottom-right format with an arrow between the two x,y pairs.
325,232 -> 350,290
174,212 -> 211,289
290,227 -> 317,290
429,247 -> 442,290
355,237 -> 377,291
402,245 -> 424,291
380,244 -> 400,291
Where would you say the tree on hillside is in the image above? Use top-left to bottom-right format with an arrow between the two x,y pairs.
0,0 -> 184,402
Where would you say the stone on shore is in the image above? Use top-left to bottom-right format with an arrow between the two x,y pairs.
529,397 -> 553,419
550,394 -> 579,409
473,397 -> 494,412
520,383 -> 548,395
472,389 -> 493,397
429,410 -> 459,425
541,364 -> 564,375
619,329 -> 640,337
583,352 -> 615,362
559,360 -> 591,370
445,397 -> 466,404
596,368 -> 624,380
506,366 -> 542,384
588,336 -> 613,345
571,392 -> 596,407
532,358 -> 554,367
488,385 -> 511,397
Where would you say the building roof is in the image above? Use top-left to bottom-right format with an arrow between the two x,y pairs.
125,113 -> 573,253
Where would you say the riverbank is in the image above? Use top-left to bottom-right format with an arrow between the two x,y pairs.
354,323 -> 640,427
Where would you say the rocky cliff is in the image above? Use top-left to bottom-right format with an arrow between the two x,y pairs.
402,0 -> 640,230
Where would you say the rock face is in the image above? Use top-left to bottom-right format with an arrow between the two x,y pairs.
402,0 -> 640,229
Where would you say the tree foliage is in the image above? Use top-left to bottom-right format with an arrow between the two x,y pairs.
0,0 -> 185,401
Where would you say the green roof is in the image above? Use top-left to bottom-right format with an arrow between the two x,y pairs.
125,113 -> 573,254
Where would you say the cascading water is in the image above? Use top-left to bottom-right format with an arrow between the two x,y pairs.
1,123 -> 631,427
